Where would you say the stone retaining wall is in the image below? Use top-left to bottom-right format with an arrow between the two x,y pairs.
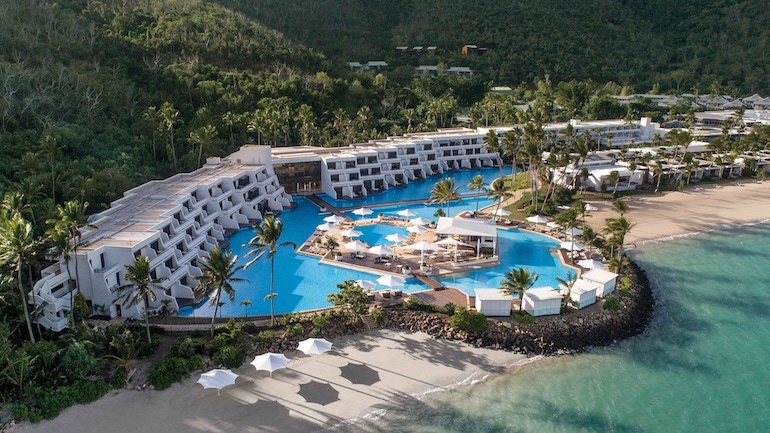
384,259 -> 654,355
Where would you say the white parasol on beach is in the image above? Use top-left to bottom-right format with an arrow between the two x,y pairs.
345,240 -> 369,251
377,274 -> 406,288
406,224 -> 429,234
526,215 -> 550,224
397,209 -> 417,218
369,245 -> 394,256
197,369 -> 239,396
352,207 -> 373,220
566,227 -> 584,237
355,279 -> 377,290
560,241 -> 585,251
297,338 -> 333,355
492,209 -> 511,217
385,233 -> 409,244
251,353 -> 289,377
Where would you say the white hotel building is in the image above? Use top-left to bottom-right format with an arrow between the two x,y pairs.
32,119 -> 662,330
33,146 -> 293,331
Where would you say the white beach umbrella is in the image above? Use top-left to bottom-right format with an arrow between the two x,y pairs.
369,244 -> 394,256
492,209 -> 511,217
297,338 -> 333,355
352,207 -> 373,220
316,222 -> 337,231
377,274 -> 406,288
409,216 -> 432,226
385,233 -> 409,244
340,228 -> 363,238
403,241 -> 445,261
526,215 -> 550,224
566,227 -> 584,236
435,237 -> 472,262
560,241 -> 585,251
547,221 -> 561,229
355,279 -> 377,290
197,369 -> 239,396
406,224 -> 429,234
344,240 -> 369,251
251,353 -> 289,377
397,208 -> 417,218
584,203 -> 599,212
323,214 -> 347,224
577,259 -> 605,269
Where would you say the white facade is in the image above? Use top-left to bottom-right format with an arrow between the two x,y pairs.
581,269 -> 619,298
522,286 -> 562,317
565,279 -> 599,309
474,288 -> 513,316
33,146 -> 294,331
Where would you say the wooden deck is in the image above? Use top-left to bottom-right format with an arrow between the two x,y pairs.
411,270 -> 445,290
409,287 -> 473,309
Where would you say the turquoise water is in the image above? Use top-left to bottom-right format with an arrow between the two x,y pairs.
352,223 -> 770,432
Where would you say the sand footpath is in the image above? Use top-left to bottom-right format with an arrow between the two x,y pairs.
10,330 -> 526,433
583,181 -> 770,245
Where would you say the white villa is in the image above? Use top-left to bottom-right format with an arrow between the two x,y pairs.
32,146 -> 293,331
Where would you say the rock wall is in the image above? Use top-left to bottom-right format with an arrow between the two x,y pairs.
384,260 -> 654,355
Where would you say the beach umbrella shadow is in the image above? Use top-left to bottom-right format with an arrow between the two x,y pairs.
339,362 -> 381,386
298,380 -> 340,406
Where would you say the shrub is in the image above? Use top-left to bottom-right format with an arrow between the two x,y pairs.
256,330 -> 275,345
169,337 -> 207,359
371,308 -> 384,325
312,313 -> 330,329
59,342 -> 96,380
404,297 -> 441,313
148,357 -> 193,390
32,380 -> 110,420
442,303 -> 457,315
619,276 -> 633,296
512,313 -> 533,325
14,403 -> 29,421
449,307 -> 489,333
286,323 -> 304,337
213,345 -> 244,368
110,368 -> 128,389
310,327 -> 320,337
603,294 -> 621,311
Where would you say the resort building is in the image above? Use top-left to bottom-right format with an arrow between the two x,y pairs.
32,146 -> 294,331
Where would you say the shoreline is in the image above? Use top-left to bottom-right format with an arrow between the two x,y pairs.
583,181 -> 770,246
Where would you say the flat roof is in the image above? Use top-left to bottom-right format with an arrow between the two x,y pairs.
524,286 -> 561,301
475,288 -> 513,301
581,268 -> 618,283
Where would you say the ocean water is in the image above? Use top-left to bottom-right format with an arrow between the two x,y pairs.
347,223 -> 770,433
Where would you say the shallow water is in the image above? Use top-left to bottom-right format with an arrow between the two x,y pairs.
338,223 -> 770,433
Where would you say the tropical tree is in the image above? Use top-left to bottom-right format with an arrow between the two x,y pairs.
556,271 -> 577,310
195,248 -> 246,337
46,225 -> 77,324
189,124 -> 217,168
244,216 -> 295,326
430,178 -> 460,217
161,101 -> 180,171
241,299 -> 252,317
483,130 -> 504,179
39,132 -> 63,204
488,178 -> 512,218
607,170 -> 621,196
0,214 -> 38,342
499,267 -> 539,313
114,255 -> 165,343
504,127 -> 523,181
604,217 -> 635,268
467,174 -> 488,216
328,280 -> 370,318
581,225 -> 599,257
50,200 -> 92,295
612,199 -> 630,216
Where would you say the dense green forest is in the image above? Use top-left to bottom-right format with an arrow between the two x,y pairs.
224,0 -> 770,94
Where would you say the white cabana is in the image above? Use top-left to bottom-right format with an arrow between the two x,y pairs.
435,217 -> 498,255
522,286 -> 562,317
581,268 -> 619,298
563,279 -> 599,309
474,288 -> 513,316
560,241 -> 585,251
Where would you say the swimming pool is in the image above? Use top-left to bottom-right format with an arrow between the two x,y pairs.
180,172 -> 571,318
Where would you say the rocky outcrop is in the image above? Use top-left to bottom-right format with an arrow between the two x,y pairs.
384,259 -> 654,355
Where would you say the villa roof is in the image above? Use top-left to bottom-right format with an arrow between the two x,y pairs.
581,268 -> 618,284
436,217 -> 497,237
524,286 -> 561,301
568,279 -> 601,295
474,288 -> 513,301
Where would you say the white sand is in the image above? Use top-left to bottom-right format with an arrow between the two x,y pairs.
10,330 -> 526,433
583,181 -> 770,245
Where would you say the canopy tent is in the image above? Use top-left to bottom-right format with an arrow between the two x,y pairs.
323,215 -> 347,224
436,217 -> 498,256
197,369 -> 239,396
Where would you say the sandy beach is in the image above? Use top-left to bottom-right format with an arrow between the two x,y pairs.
10,330 -> 527,433
583,181 -> 770,245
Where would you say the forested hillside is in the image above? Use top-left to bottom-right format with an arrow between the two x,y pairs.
225,0 -> 770,94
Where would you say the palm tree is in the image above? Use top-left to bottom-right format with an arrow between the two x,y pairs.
115,255 -> 166,343
556,271 -> 577,310
244,216 -> 295,326
50,200 -> 93,295
241,299 -> 252,317
0,214 -> 38,342
487,178 -> 512,219
612,199 -> 630,216
604,217 -> 635,268
160,102 -> 180,171
195,248 -> 246,337
46,225 -> 76,324
499,267 -> 539,313
483,130 -> 504,179
467,174 -> 488,216
189,125 -> 217,168
607,170 -> 620,196
39,132 -> 63,204
581,225 -> 599,257
504,127 -> 523,182
430,178 -> 460,217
